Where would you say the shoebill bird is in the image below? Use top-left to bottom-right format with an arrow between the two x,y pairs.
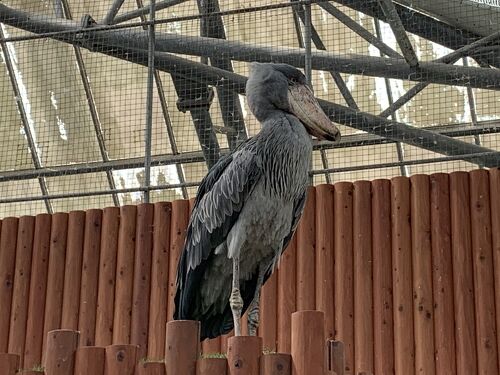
174,62 -> 340,340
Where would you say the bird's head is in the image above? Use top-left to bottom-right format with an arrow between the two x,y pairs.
246,62 -> 341,143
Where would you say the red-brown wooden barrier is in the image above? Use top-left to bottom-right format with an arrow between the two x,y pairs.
1,169 -> 500,374
0,311 -> 344,375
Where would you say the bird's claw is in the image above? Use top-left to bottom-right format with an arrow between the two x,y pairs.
247,304 -> 260,336
230,288 -> 243,336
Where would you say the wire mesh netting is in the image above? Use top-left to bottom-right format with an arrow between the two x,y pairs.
0,0 -> 499,217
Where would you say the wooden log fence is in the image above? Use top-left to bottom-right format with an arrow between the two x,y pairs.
0,169 -> 499,374
0,311 -> 353,375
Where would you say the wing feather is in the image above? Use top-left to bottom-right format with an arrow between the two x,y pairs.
174,139 -> 262,319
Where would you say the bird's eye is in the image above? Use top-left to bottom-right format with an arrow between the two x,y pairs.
289,77 -> 298,84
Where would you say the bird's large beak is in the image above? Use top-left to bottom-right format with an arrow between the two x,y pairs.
288,84 -> 341,143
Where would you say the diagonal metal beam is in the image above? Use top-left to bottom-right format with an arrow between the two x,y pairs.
136,0 -> 188,198
330,0 -> 500,68
68,46 -> 500,168
463,57 -> 481,149
2,5 -> 500,168
379,31 -> 500,117
376,0 -> 418,66
112,0 -> 187,24
0,26 -> 53,213
59,0 -> 120,206
318,1 -> 402,59
102,0 -> 127,24
197,0 -> 248,150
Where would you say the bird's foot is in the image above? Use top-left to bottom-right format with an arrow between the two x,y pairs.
247,303 -> 260,336
230,288 -> 244,336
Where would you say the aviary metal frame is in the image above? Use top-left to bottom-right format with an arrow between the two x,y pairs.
0,0 -> 499,207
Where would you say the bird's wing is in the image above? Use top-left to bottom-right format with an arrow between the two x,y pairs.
174,138 -> 262,318
263,188 -> 307,281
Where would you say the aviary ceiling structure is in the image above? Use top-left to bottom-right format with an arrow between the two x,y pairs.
0,0 -> 499,217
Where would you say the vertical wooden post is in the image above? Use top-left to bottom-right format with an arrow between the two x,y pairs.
260,270 -> 278,351
296,187 -> 316,311
0,217 -> 18,352
165,320 -> 200,375
0,353 -> 20,375
95,207 -> 120,346
410,175 -> 435,375
197,357 -> 227,375
105,344 -> 138,375
469,169 -> 498,374
371,179 -> 394,375
43,212 -> 68,360
61,211 -> 86,330
353,181 -> 373,374
113,205 -> 137,344
167,200 -> 190,321
260,353 -> 291,375
43,329 -> 79,375
227,336 -> 262,375
8,215 -> 35,365
137,361 -> 166,375
430,173 -> 456,375
79,209 -> 103,347
315,184 -> 335,340
25,213 -> 52,369
291,310 -> 324,375
277,236 -> 297,353
333,182 -> 354,374
391,176 -> 414,375
74,346 -> 105,375
131,203 -> 155,359
450,171 -> 477,375
148,202 -> 172,358
329,341 -> 345,375
489,168 -> 500,371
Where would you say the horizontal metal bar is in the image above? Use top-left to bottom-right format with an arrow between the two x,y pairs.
310,151 -> 500,175
1,4 -> 500,90
113,0 -> 188,24
3,149 -> 499,204
1,120 -> 499,183
0,182 -> 200,204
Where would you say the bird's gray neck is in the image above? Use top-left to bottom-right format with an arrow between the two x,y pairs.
257,113 -> 312,198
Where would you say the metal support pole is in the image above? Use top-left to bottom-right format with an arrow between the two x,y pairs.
304,2 -> 312,85
463,57 -> 481,148
374,19 -> 408,176
136,0 -> 188,199
144,0 -> 155,203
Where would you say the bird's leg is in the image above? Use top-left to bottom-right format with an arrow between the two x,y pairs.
230,254 -> 244,336
247,269 -> 265,336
